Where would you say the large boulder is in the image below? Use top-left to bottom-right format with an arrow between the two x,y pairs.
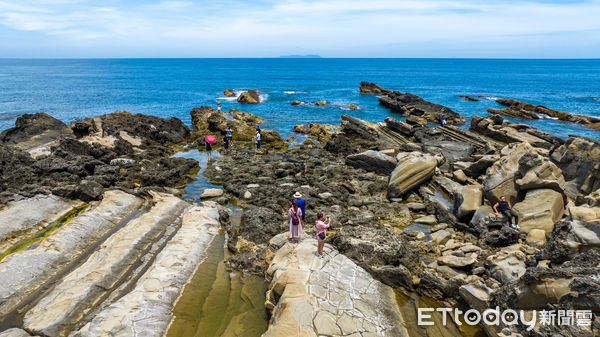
0,113 -> 73,149
453,185 -> 483,219
516,152 -> 565,195
379,92 -> 466,125
513,188 -> 564,234
226,206 -> 285,252
359,81 -> 391,95
483,142 -> 536,204
550,136 -> 600,196
469,115 -> 553,149
345,150 -> 397,175
224,89 -> 236,97
384,117 -> 412,136
190,107 -> 266,142
237,90 -> 261,104
568,220 -> 600,249
330,226 -> 421,289
486,247 -> 527,284
495,98 -> 600,125
388,152 -> 437,198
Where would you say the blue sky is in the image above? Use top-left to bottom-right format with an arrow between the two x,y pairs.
0,0 -> 599,58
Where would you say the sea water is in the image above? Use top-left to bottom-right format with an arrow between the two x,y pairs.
1,58 -> 599,139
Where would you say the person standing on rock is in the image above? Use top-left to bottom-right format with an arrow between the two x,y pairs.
315,212 -> 331,258
217,101 -> 221,111
205,139 -> 213,160
223,137 -> 230,155
288,200 -> 304,243
293,192 -> 307,221
493,196 -> 519,229
255,130 -> 261,150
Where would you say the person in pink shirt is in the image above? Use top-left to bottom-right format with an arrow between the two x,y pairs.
288,200 -> 304,243
315,212 -> 331,258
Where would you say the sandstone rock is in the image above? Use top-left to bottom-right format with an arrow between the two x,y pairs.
290,100 -> 302,106
513,188 -> 564,234
464,155 -> 499,179
414,215 -> 437,225
568,205 -> 600,222
340,114 -> 378,141
405,115 -> 428,126
453,169 -> 468,183
0,329 -> 32,337
487,107 -> 539,120
346,150 -> 397,175
459,283 -> 492,311
453,185 -> 483,219
359,81 -> 391,95
483,142 -> 536,204
486,248 -> 526,284
72,203 -> 221,337
0,190 -> 143,317
384,117 -> 413,136
201,188 -> 224,199
526,229 -> 547,247
406,202 -> 426,211
437,256 -> 476,268
551,136 -> 600,196
388,152 -> 437,198
469,115 -> 552,149
431,229 -> 451,245
459,95 -> 480,102
567,220 -> 600,249
348,104 -> 359,110
516,152 -> 565,194
237,90 -> 261,104
314,100 -> 327,106
224,89 -> 236,97
379,92 -> 466,125
263,238 -> 408,337
23,193 -> 189,337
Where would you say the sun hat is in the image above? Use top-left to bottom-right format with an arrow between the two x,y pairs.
293,192 -> 302,198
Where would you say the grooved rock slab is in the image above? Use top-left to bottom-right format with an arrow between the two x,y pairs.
0,194 -> 83,252
345,150 -> 397,175
24,193 -> 189,337
263,237 -> 408,337
0,190 -> 143,317
513,188 -> 564,234
72,203 -> 221,337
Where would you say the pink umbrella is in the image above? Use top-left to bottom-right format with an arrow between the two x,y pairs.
205,135 -> 217,144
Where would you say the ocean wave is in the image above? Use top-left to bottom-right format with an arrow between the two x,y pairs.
283,90 -> 306,94
538,113 -> 559,120
216,96 -> 237,101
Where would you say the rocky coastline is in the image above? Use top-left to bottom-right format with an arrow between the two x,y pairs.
0,81 -> 599,336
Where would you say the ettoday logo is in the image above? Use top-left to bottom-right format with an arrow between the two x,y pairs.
418,307 -> 593,331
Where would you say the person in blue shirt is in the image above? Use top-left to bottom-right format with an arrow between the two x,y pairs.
293,192 -> 307,220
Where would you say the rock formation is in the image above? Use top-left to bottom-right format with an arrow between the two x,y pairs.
237,90 -> 261,104
379,91 -> 466,125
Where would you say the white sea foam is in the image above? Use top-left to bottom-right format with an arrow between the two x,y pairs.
481,96 -> 499,101
538,114 -> 559,120
216,96 -> 237,101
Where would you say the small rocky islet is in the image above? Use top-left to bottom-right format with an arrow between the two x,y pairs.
0,83 -> 598,337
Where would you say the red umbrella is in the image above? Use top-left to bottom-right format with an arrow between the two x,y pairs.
205,135 -> 217,144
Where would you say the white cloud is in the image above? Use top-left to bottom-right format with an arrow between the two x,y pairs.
0,0 -> 599,56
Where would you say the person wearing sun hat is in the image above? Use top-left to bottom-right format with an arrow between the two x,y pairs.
293,192 -> 307,221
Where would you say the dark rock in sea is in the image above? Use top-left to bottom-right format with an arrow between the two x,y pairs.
290,100 -> 302,106
330,226 -> 420,289
293,124 -> 310,134
237,90 -> 261,104
224,89 -> 236,97
486,107 -> 539,120
345,150 -> 397,175
359,81 -> 391,95
379,91 -> 466,125
459,95 -> 480,101
493,98 -> 600,127
0,113 -> 73,149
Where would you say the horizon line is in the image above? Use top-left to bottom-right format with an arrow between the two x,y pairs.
1,57 -> 599,60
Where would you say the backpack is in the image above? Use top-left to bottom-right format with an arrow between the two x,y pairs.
291,209 -> 300,226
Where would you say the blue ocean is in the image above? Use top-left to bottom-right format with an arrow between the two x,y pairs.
1,58 -> 599,139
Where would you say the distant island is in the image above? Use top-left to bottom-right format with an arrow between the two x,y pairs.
279,54 -> 322,58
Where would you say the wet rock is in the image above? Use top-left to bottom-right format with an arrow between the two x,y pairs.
487,107 -> 539,120
345,150 -> 397,175
359,81 -> 391,95
388,152 -> 437,198
379,91 -> 466,125
459,95 -> 480,102
513,188 -> 564,234
348,103 -> 359,110
224,88 -> 236,97
290,100 -> 302,106
237,90 -> 261,104
495,98 -> 600,126
314,100 -> 327,106
330,226 -> 420,289
0,113 -> 72,149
